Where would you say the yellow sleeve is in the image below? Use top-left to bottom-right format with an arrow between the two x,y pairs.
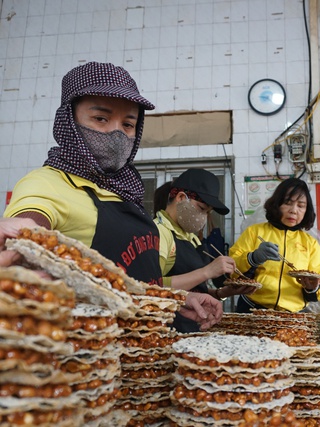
4,168 -> 68,226
229,225 -> 260,272
154,222 -> 176,279
162,276 -> 172,287
3,167 -> 99,248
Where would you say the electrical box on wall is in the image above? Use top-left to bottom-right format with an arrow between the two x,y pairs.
307,163 -> 320,183
286,133 -> 306,163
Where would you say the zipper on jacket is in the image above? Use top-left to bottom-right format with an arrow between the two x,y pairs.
273,230 -> 286,309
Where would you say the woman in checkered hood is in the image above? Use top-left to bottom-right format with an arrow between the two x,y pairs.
2,62 -> 223,330
5,61 -> 161,284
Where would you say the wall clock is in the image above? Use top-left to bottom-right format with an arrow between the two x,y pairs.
248,79 -> 286,115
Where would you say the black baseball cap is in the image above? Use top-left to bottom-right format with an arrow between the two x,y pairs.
172,168 -> 229,215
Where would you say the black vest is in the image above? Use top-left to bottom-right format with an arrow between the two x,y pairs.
85,187 -> 163,286
169,233 -> 208,333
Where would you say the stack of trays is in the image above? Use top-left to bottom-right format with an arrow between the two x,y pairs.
0,266 -> 84,426
168,334 -> 297,427
116,285 -> 186,426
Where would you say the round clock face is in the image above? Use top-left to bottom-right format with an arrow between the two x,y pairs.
248,79 -> 286,115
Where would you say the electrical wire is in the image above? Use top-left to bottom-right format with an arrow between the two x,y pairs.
260,0 -> 316,180
303,0 -> 312,106
223,0 -> 316,218
222,144 -> 245,219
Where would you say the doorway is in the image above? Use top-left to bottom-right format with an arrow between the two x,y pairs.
136,159 -> 235,312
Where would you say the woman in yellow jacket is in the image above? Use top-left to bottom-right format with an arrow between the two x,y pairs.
230,177 -> 320,313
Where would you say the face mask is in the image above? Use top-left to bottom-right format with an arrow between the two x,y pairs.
176,196 -> 208,233
76,124 -> 135,172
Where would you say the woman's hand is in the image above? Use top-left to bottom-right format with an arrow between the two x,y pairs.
250,242 -> 280,265
209,284 -> 257,299
0,217 -> 38,267
297,276 -> 320,292
204,256 -> 236,279
180,292 -> 223,331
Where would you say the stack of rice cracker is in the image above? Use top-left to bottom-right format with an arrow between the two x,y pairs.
0,265 -> 84,426
168,333 -> 301,427
5,227 -> 186,426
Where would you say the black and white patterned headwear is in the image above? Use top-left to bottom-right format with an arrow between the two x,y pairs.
44,62 -> 155,207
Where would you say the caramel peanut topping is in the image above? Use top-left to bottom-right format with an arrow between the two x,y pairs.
127,417 -> 167,427
0,348 -> 60,367
85,389 -> 122,408
0,278 -> 74,308
0,316 -> 66,341
121,385 -> 171,398
17,229 -> 126,292
132,301 -> 162,312
61,358 -> 116,374
0,383 -> 72,398
70,316 -> 116,332
291,385 -> 320,396
291,401 -> 320,411
275,328 -> 316,347
175,405 -> 305,426
145,288 -> 185,302
0,379 -> 112,399
118,333 -> 177,349
117,398 -> 171,412
177,367 -> 285,386
67,336 -> 114,351
173,384 -> 291,405
117,318 -> 166,329
120,353 -> 170,364
122,367 -> 174,380
177,352 -> 283,369
0,409 -> 75,425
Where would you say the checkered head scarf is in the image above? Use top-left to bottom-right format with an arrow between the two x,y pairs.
44,62 -> 155,207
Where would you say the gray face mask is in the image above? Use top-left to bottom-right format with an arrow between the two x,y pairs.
176,197 -> 208,234
76,124 -> 135,172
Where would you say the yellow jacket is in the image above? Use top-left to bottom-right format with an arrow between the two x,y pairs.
229,222 -> 320,312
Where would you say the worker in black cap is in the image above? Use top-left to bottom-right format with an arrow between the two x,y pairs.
154,168 -> 257,333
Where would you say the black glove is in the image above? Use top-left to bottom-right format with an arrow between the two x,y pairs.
249,242 -> 280,266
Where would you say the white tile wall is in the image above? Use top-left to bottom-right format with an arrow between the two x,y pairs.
144,7 -> 161,28
195,24 -> 213,46
160,6 -> 179,27
7,17 -> 25,38
61,0 -> 78,14
126,7 -> 144,29
195,3 -> 213,25
0,0 -> 319,242
158,47 -> 177,69
44,1 -> 62,16
159,26 -> 178,48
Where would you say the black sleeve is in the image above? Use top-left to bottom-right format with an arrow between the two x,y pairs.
244,266 -> 258,279
211,274 -> 228,288
303,288 -> 319,302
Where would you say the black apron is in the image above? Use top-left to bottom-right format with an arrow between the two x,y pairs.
169,234 -> 209,333
85,187 -> 162,286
